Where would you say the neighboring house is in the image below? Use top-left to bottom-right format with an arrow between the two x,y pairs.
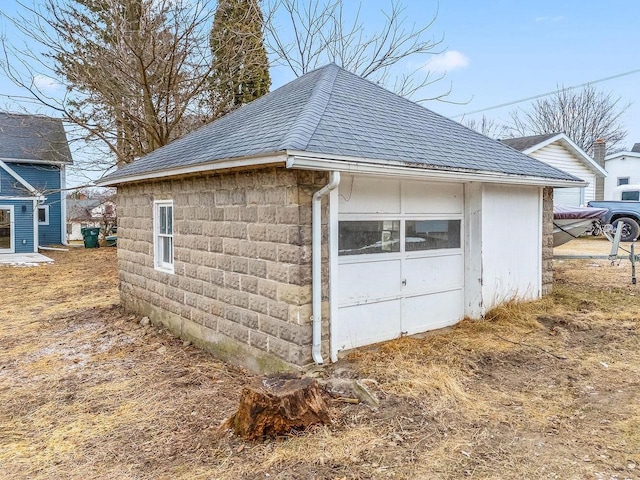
502,133 -> 607,206
97,64 -> 582,372
0,112 -> 72,253
603,143 -> 640,200
66,198 -> 116,241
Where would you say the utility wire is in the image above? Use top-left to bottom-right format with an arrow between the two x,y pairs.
452,68 -> 640,119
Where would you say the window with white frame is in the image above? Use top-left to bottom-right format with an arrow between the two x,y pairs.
38,205 -> 49,225
618,177 -> 630,186
154,200 -> 174,272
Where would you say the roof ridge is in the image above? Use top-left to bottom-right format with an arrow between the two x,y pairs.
279,64 -> 340,151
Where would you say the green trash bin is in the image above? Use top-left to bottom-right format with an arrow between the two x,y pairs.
82,227 -> 101,248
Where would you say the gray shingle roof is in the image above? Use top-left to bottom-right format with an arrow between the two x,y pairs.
103,65 -> 578,183
500,133 -> 561,152
631,143 -> 640,153
0,112 -> 72,163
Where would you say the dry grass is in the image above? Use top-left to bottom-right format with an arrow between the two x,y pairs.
1,248 -> 639,479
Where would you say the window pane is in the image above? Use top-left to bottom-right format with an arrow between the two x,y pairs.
162,236 -> 172,264
405,220 -> 461,251
38,207 -> 46,223
159,206 -> 167,234
167,206 -> 173,234
622,191 -> 640,201
618,177 -> 630,186
0,209 -> 10,249
339,221 -> 400,256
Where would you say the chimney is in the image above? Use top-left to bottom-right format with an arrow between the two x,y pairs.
593,139 -> 606,201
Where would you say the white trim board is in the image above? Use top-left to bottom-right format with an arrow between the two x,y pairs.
0,159 -> 39,194
0,204 -> 15,253
287,154 -> 588,188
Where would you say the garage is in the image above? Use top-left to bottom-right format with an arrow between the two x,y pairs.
553,186 -> 584,206
333,175 -> 464,353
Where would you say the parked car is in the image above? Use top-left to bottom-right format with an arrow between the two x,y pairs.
587,200 -> 640,242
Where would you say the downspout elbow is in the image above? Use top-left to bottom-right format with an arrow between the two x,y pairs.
311,171 -> 340,364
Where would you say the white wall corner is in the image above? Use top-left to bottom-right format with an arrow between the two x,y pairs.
463,182 -> 484,318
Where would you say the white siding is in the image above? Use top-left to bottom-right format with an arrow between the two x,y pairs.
481,185 -> 541,309
530,143 -> 596,205
604,156 -> 640,200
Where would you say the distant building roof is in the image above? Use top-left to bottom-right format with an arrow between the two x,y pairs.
631,143 -> 640,153
67,199 -> 103,221
101,64 -> 579,185
501,133 -> 561,152
0,112 -> 73,164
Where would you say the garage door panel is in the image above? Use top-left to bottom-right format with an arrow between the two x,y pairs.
338,259 -> 401,303
335,299 -> 402,351
334,176 -> 465,355
403,254 -> 463,291
553,187 -> 582,206
339,176 -> 400,214
403,182 -> 463,214
402,289 -> 464,336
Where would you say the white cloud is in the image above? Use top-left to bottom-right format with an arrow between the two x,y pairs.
33,75 -> 62,93
424,50 -> 469,73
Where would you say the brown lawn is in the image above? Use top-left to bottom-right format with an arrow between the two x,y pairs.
0,245 -> 639,479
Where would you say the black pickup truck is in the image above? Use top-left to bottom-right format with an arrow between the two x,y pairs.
587,200 -> 640,242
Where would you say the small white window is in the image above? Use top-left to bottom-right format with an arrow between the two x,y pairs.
618,177 -> 630,186
38,205 -> 50,225
154,200 -> 174,273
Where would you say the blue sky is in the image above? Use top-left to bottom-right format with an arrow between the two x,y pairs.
377,0 -> 640,146
1,0 -> 639,186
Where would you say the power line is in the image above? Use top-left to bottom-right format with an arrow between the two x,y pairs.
452,68 -> 640,119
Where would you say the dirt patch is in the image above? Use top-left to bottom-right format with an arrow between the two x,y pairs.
1,250 -> 639,479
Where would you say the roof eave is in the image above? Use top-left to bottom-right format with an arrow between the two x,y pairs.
605,151 -> 640,161
286,151 -> 587,188
0,156 -> 73,166
95,153 -> 288,187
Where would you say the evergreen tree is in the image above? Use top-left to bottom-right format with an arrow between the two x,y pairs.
210,0 -> 271,117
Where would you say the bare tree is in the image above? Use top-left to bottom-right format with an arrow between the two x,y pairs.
263,0 -> 450,101
1,0 -> 216,169
508,85 -> 629,154
460,115 -> 509,139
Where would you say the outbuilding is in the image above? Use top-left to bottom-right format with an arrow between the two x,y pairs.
98,64 -> 582,372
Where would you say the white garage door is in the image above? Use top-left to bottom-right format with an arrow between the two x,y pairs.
334,176 -> 465,353
553,186 -> 583,206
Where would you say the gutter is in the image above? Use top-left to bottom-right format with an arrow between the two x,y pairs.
287,154 -> 587,189
311,171 -> 340,364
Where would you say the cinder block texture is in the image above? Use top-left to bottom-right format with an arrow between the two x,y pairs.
541,186 -> 554,296
117,167 -> 329,370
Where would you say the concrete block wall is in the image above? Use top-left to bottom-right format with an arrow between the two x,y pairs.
541,186 -> 554,295
116,167 -> 329,372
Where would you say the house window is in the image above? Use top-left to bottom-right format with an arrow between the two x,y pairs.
38,205 -> 49,225
154,200 -> 174,272
618,177 -> 630,186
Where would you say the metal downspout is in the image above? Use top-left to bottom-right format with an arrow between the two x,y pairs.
311,171 -> 340,364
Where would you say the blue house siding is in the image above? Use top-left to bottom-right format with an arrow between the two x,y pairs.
12,200 -> 36,253
0,200 -> 35,253
10,163 -> 62,245
0,166 -> 30,196
0,168 -> 36,253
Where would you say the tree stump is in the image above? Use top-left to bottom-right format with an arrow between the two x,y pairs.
224,375 -> 331,440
